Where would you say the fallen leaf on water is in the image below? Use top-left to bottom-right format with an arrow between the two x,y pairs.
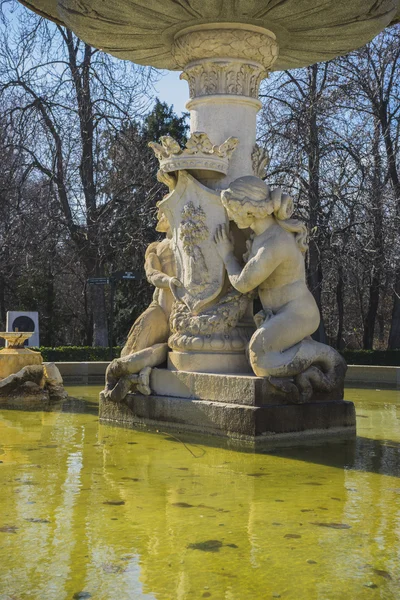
0,525 -> 18,533
172,502 -> 194,508
310,522 -> 351,529
188,540 -> 223,552
101,563 -> 126,574
103,501 -> 125,506
24,518 -> 50,523
301,509 -> 314,513
331,498 -> 341,501
303,482 -> 323,486
284,534 -> 302,539
373,569 -> 392,580
197,504 -> 230,513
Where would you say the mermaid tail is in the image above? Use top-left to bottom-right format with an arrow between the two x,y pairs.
249,338 -> 346,401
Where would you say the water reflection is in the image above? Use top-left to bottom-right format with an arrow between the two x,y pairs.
0,387 -> 399,599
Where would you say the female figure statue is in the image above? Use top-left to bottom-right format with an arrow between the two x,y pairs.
104,208 -> 181,402
214,176 -> 346,400
121,208 -> 181,356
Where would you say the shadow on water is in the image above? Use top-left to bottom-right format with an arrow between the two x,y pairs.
60,397 -> 99,415
157,430 -> 400,478
262,436 -> 400,479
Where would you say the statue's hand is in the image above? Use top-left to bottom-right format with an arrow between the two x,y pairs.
169,277 -> 183,299
214,224 -> 234,261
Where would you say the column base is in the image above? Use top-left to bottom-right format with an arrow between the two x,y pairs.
167,351 -> 252,374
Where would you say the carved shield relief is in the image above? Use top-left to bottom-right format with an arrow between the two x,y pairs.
159,170 -> 228,313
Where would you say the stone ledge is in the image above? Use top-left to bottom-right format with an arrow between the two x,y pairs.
55,362 -> 400,388
55,361 -> 109,385
345,365 -> 400,388
150,368 -> 343,405
99,392 -> 356,444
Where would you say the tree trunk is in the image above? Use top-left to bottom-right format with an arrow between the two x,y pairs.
363,119 -> 383,350
336,265 -> 344,350
0,273 -> 6,331
90,284 -> 108,347
45,266 -> 55,347
378,106 -> 400,348
363,270 -> 380,349
307,64 -> 327,344
388,271 -> 400,349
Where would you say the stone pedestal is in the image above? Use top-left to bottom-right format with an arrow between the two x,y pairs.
167,351 -> 252,374
99,368 -> 356,447
0,346 -> 42,380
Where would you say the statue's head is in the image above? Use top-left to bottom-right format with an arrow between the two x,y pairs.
221,176 -> 308,252
155,207 -> 170,233
221,176 -> 268,229
221,176 -> 295,229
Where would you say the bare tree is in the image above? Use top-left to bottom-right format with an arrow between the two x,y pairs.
0,5 -> 156,345
337,26 -> 400,348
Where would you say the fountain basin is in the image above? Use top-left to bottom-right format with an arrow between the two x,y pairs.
0,332 -> 42,380
19,1 -> 400,70
0,384 -> 399,599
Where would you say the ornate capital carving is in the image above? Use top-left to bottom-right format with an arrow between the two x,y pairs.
173,24 -> 278,69
181,59 -> 267,99
174,24 -> 278,100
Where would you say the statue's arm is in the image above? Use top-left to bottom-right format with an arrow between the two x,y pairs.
224,247 -> 281,294
145,250 -> 171,289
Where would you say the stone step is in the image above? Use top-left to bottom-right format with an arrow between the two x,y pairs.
150,368 -> 343,406
99,392 -> 356,445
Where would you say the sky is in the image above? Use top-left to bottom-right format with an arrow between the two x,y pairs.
154,70 -> 189,117
5,2 -> 189,117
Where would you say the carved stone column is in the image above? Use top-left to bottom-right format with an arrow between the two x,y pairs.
145,25 -> 279,374
173,24 -> 279,188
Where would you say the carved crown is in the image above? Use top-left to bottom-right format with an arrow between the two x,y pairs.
149,132 -> 239,175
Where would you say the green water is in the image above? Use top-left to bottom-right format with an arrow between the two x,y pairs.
0,387 -> 399,600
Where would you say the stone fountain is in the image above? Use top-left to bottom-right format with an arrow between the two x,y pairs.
19,0 -> 400,444
0,332 -> 67,408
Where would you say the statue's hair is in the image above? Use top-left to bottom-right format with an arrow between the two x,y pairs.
221,176 -> 308,253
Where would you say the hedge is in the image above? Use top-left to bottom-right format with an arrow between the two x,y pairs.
32,346 -> 122,362
340,350 -> 400,366
31,346 -> 400,366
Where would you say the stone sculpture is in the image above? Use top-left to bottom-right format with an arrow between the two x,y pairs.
23,0 -> 400,439
104,208 -> 177,402
121,208 -> 178,357
0,332 -> 67,407
214,176 -> 347,401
